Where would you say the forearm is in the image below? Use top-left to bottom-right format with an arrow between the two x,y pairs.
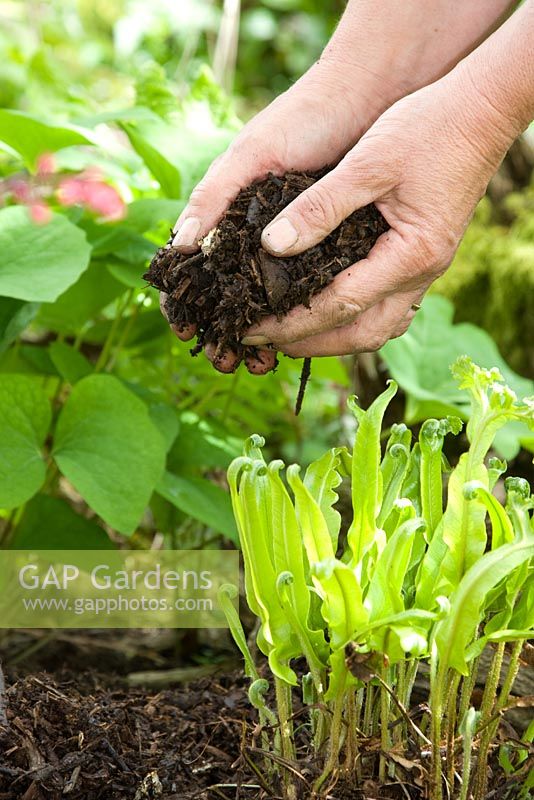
452,0 -> 534,150
310,0 -> 517,125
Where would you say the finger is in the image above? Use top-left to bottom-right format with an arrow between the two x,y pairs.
159,292 -> 169,320
172,135 -> 271,254
204,342 -> 241,374
260,141 -> 394,257
161,292 -> 197,340
242,229 -> 416,346
171,322 -> 196,341
280,291 -> 424,358
244,348 -> 277,375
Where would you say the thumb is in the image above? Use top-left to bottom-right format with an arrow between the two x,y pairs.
261,144 -> 393,257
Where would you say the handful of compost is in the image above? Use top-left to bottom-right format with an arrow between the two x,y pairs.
144,170 -> 388,411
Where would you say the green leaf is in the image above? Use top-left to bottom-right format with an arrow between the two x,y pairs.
148,403 -> 180,453
0,375 -> 51,508
218,584 -> 259,680
378,424 -> 411,528
156,470 -> 237,542
0,109 -> 93,169
37,260 -> 126,334
434,538 -> 534,674
228,453 -> 302,684
48,341 -> 92,385
122,122 -> 182,198
0,207 -> 91,303
381,296 -> 534,459
303,447 -> 345,547
419,417 -> 462,537
9,494 -> 114,549
0,298 -> 39,355
346,381 -> 397,570
366,518 -> 422,621
125,198 -> 184,233
53,375 -> 166,534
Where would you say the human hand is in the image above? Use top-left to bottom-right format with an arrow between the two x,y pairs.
163,58 -> 389,373
239,68 -> 519,358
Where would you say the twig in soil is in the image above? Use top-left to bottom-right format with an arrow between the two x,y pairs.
295,357 -> 312,416
246,746 -> 311,788
0,661 -> 8,728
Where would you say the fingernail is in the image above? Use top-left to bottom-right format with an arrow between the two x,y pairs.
172,217 -> 201,249
262,217 -> 298,255
242,335 -> 270,346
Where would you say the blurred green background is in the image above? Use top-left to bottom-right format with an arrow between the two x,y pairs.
0,0 -> 532,554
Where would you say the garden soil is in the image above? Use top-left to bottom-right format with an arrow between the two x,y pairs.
0,633 -> 530,800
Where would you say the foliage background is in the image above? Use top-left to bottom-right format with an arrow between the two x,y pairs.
0,0 -> 532,551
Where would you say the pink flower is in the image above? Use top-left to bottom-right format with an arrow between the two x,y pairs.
36,153 -> 56,176
8,178 -> 32,204
29,202 -> 52,225
57,177 -> 86,207
57,174 -> 125,221
82,181 -> 125,220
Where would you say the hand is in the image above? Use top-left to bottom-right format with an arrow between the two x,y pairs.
240,68 -> 518,358
164,58 -> 388,373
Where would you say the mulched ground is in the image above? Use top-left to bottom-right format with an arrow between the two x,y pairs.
0,633 -> 531,800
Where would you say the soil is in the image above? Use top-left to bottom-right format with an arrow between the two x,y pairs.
0,632 -> 530,800
144,171 -> 389,409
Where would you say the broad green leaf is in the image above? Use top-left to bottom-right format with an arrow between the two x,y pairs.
0,375 -> 51,508
37,260 -> 126,334
381,296 -> 534,459
347,381 -> 397,570
122,122 -> 182,198
0,109 -> 93,169
125,198 -> 184,233
84,223 -> 155,263
48,341 -> 92,385
0,298 -> 39,355
10,494 -> 114,550
167,413 -> 241,471
156,470 -> 237,542
53,375 -> 166,535
0,207 -> 91,303
148,403 -> 180,453
434,538 -> 534,674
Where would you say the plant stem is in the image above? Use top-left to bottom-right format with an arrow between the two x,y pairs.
472,642 -> 505,800
458,655 -> 480,732
396,661 -> 406,744
430,657 -> 447,800
313,672 -> 347,794
274,677 -> 296,800
473,641 -> 523,800
446,670 -> 462,793
379,666 -> 391,783
459,713 -> 475,800
363,682 -> 375,737
94,290 -> 133,373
